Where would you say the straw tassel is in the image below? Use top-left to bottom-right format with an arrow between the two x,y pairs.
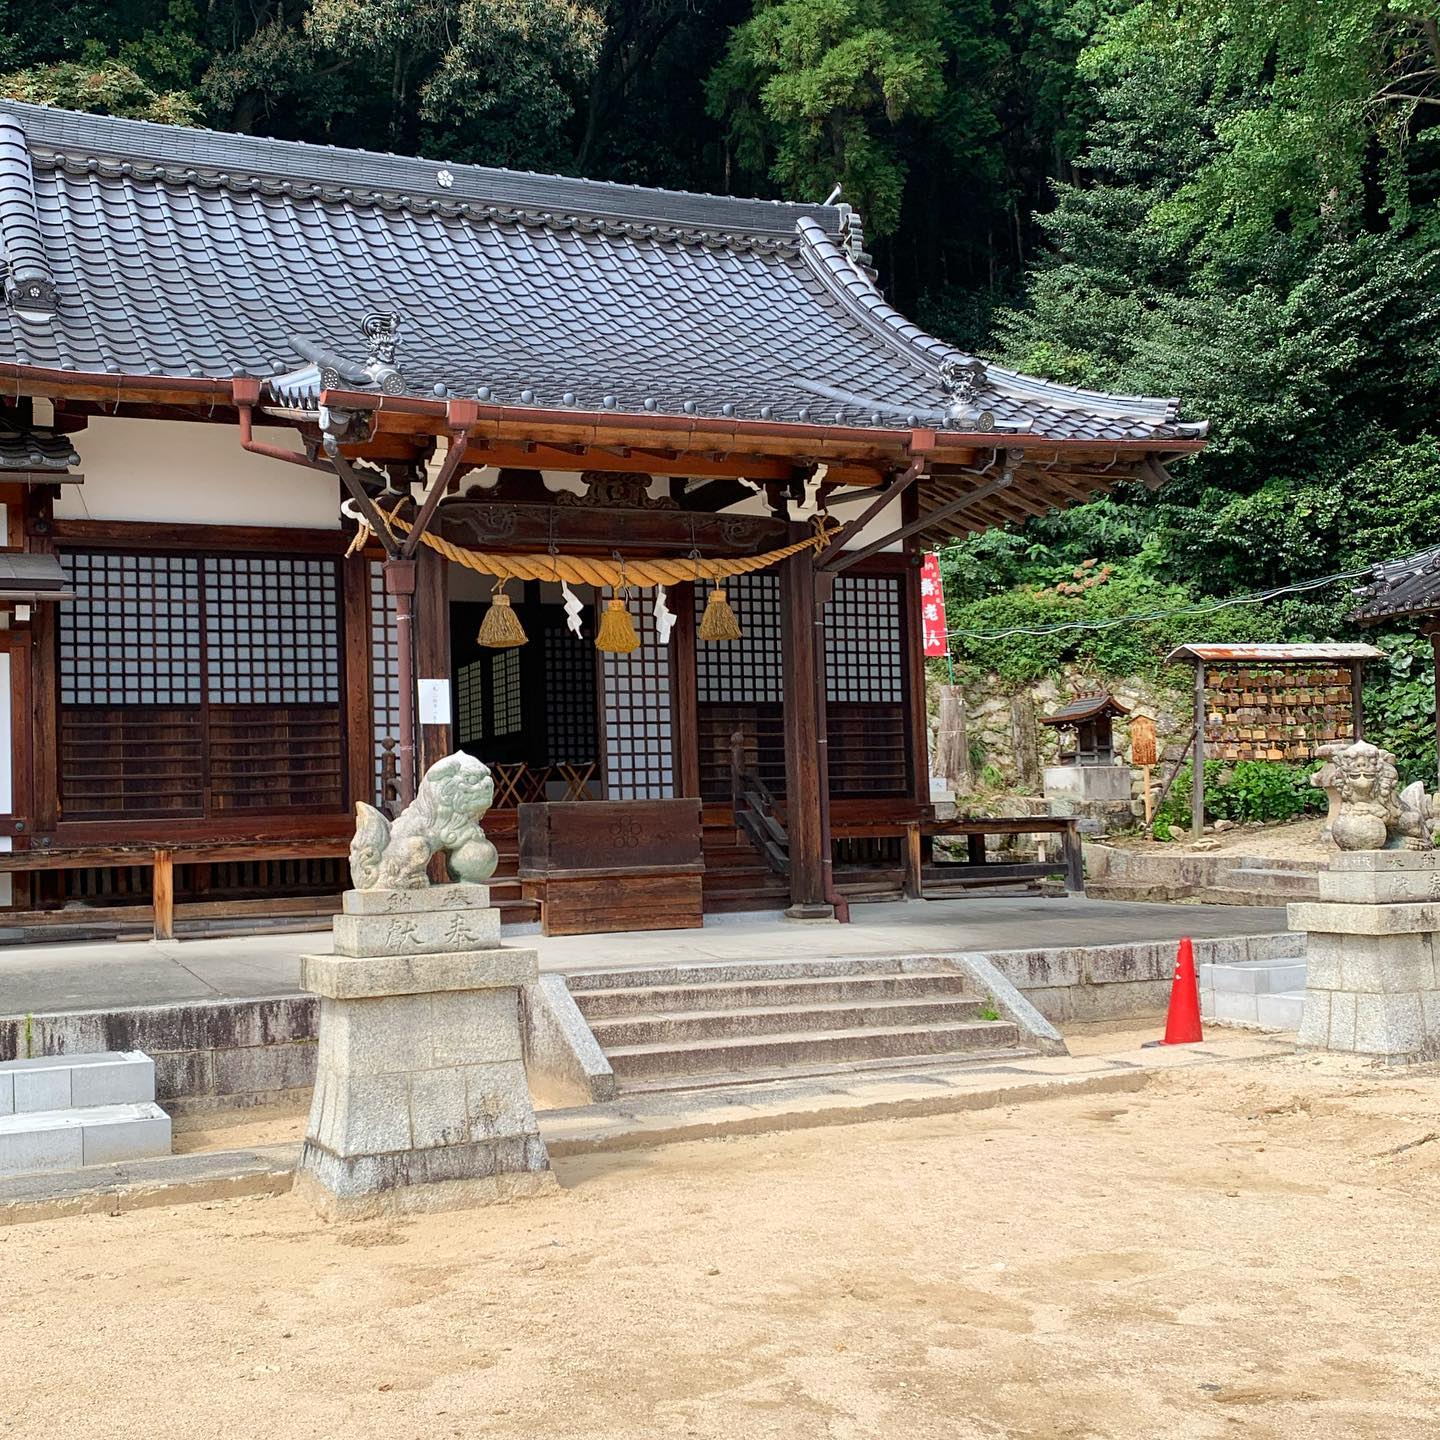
698,584 -> 742,641
477,588 -> 527,648
595,597 -> 640,653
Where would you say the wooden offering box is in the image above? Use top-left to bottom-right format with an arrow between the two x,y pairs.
516,799 -> 705,936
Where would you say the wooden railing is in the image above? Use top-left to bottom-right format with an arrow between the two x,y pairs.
730,729 -> 790,875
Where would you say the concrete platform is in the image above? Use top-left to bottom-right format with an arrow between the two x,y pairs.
0,897 -> 1288,1014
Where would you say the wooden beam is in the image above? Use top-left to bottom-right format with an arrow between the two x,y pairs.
826,469 -> 1016,575
821,461 -> 924,558
151,850 -> 175,941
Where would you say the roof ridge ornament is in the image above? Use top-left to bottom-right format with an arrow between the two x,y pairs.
939,357 -> 994,431
361,311 -> 404,394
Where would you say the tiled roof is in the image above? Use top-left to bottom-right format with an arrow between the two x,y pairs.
1039,693 -> 1130,726
0,102 -> 1207,445
1349,546 -> 1440,624
0,423 -> 78,471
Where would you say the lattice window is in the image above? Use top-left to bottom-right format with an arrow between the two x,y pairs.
456,659 -> 485,745
600,589 -> 674,800
59,552 -> 202,706
543,625 -> 598,764
695,573 -> 782,703
204,557 -> 339,705
491,647 -> 522,736
825,574 -> 903,703
370,561 -> 400,804
58,548 -> 346,821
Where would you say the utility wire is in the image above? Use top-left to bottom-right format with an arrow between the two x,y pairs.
943,564 -> 1375,644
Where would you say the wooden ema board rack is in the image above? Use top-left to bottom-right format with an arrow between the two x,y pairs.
1204,666 -> 1354,762
516,799 -> 704,936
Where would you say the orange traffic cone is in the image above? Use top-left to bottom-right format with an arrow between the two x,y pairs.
1161,937 -> 1204,1045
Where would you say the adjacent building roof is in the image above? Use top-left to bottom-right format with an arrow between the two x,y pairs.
0,550 -> 72,601
0,102 -> 1208,448
1349,546 -> 1440,625
1166,643 -> 1382,665
1039,693 -> 1131,726
0,422 -> 79,473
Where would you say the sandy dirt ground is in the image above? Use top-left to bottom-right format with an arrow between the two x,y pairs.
4,1050 -> 1439,1440
1109,816 -> 1328,860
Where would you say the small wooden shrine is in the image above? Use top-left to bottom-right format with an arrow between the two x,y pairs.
1040,693 -> 1130,766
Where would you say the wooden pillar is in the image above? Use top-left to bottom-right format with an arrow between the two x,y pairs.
151,850 -> 174,941
1192,660 -> 1206,839
415,545 -> 453,775
671,581 -> 700,798
384,558 -> 417,804
342,556 -> 374,809
780,549 -> 830,917
1349,659 -> 1365,741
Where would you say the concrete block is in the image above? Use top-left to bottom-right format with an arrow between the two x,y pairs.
70,1053 -> 155,1108
301,946 -> 537,1000
1043,764 -> 1132,803
990,948 -> 1083,989
1289,901 -> 1440,936
0,1072 -> 11,1116
949,952 -> 1068,1056
1082,945 -> 1171,986
12,1066 -> 71,1113
0,1115 -> 83,1176
80,1105 -> 172,1166
1204,961 -> 1308,995
320,1072 -> 412,1158
342,883 -> 493,915
1212,991 -> 1260,1026
332,907 -> 500,958
1254,992 -> 1304,1033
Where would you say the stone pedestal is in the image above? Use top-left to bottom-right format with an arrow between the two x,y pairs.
1042,763 -> 1133,805
1289,852 -> 1440,1063
295,883 -> 557,1220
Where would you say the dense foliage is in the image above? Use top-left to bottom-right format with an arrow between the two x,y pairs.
1150,760 -> 1328,841
3,1 -> 1439,779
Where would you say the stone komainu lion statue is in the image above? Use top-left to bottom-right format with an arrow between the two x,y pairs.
1312,739 -> 1434,852
350,751 -> 499,889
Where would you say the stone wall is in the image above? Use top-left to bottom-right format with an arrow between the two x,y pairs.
928,667 -> 1191,796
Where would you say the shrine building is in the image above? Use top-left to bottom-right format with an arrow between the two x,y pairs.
0,102 -> 1207,936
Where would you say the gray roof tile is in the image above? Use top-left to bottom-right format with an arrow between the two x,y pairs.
0,102 -> 1206,444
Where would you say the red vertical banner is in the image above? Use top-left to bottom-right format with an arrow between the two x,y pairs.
919,552 -> 948,658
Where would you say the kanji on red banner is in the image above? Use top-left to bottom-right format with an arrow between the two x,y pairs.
919,552 -> 949,657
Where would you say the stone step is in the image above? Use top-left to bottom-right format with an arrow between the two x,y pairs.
565,956 -> 953,991
589,995 -> 986,1047
614,1045 -> 1041,1095
1231,857 -> 1322,875
1223,867 -> 1320,895
604,1019 -> 1022,1082
570,969 -> 976,1019
0,1102 -> 172,1177
1198,960 -> 1308,995
0,1051 -> 155,1115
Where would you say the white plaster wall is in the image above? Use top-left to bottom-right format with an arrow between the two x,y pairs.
55,416 -> 342,529
714,486 -> 902,551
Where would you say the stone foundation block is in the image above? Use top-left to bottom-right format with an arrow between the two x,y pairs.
297,894 -> 553,1221
1317,870 -> 1440,906
301,946 -> 537,1000
1303,932 -> 1438,994
332,907 -> 500,958
342,884 -> 492,916
1287,901 -> 1440,936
